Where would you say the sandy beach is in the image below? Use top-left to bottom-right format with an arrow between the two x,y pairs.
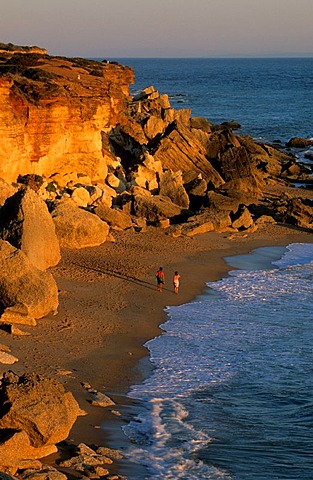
0,213 -> 312,475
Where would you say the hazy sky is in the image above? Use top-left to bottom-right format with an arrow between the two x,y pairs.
1,0 -> 313,58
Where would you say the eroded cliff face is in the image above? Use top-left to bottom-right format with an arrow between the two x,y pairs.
0,53 -> 133,182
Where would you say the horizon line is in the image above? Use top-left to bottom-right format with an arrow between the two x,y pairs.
88,54 -> 313,60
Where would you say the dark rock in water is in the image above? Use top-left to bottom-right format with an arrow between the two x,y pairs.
220,120 -> 241,130
190,116 -> 213,132
286,137 -> 313,148
304,150 -> 313,161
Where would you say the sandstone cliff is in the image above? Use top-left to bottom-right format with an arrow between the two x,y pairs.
0,49 -> 133,182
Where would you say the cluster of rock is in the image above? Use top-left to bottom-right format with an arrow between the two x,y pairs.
0,83 -> 311,332
57,442 -> 125,480
0,371 -> 84,476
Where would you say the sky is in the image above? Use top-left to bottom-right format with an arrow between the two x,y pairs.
1,0 -> 313,58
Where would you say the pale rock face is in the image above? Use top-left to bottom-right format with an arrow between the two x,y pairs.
94,205 -> 132,230
106,172 -> 126,193
0,187 -> 61,271
0,240 -> 59,319
143,115 -> 166,140
0,178 -> 17,206
71,186 -> 91,208
159,170 -> 190,209
131,165 -> 158,191
0,59 -> 132,184
142,153 -> 163,176
0,430 -> 57,469
51,198 -> 110,248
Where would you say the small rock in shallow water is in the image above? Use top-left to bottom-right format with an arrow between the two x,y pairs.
89,391 -> 115,408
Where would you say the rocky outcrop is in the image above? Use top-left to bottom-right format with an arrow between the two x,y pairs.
0,187 -> 60,270
0,240 -> 58,319
0,371 -> 83,473
286,137 -> 313,148
0,52 -> 133,183
277,197 -> 313,229
0,48 -> 311,247
50,198 -> 110,248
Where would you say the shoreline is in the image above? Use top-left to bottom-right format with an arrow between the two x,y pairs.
1,222 -> 312,477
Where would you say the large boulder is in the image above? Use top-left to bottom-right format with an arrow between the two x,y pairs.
0,371 -> 83,472
218,146 -> 264,198
0,430 -> 57,472
286,137 -> 313,148
181,209 -> 232,237
0,240 -> 58,319
0,372 -> 82,447
94,205 -> 133,230
159,170 -> 190,208
143,115 -> 166,140
132,194 -> 183,224
70,186 -> 91,208
0,187 -> 60,271
206,191 -> 241,213
51,198 -> 109,248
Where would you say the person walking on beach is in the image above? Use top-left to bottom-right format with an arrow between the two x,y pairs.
173,271 -> 180,294
156,267 -> 165,292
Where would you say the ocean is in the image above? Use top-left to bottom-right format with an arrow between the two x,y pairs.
112,57 -> 313,145
123,244 -> 313,479
103,58 -> 313,478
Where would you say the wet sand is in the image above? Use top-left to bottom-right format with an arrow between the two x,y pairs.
1,218 -> 312,476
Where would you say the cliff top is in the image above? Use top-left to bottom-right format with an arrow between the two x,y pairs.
0,41 -> 47,54
0,44 -> 133,104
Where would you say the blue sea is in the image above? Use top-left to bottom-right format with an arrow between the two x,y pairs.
102,58 -> 313,478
